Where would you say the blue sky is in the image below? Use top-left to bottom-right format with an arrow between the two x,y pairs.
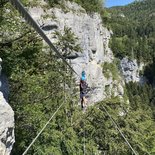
105,0 -> 135,8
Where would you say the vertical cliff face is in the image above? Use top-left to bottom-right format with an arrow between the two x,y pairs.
0,58 -> 15,155
120,57 -> 146,84
29,1 -> 124,103
51,7 -> 114,103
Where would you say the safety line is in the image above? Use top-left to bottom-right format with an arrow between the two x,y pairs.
22,102 -> 65,155
22,65 -> 70,155
102,106 -> 138,155
9,0 -> 80,77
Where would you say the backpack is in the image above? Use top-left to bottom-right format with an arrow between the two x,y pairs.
80,81 -> 87,94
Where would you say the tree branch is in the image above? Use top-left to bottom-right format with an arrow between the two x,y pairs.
0,0 -> 8,7
0,30 -> 31,47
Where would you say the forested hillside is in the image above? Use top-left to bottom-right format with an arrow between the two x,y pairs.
1,0 -> 155,154
103,0 -> 155,154
105,0 -> 155,64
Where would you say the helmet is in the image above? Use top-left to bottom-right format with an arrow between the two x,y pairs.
81,70 -> 86,81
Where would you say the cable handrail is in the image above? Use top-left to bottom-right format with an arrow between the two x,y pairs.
9,0 -> 80,77
101,106 -> 138,155
22,102 -> 65,155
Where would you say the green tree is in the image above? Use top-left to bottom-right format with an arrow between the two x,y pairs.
54,26 -> 82,57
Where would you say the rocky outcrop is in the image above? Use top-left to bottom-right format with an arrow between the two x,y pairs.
28,1 -> 124,103
120,57 -> 146,84
0,58 -> 15,155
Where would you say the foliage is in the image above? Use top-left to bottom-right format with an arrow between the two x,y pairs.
73,0 -> 103,13
143,59 -> 155,85
54,26 -> 82,57
75,90 -> 155,155
47,0 -> 104,13
103,0 -> 155,63
47,0 -> 61,7
102,61 -> 119,80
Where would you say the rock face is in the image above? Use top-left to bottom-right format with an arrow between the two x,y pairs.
29,1 -> 124,103
120,57 -> 145,84
0,58 -> 15,155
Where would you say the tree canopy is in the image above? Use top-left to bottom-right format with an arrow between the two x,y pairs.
103,0 -> 155,63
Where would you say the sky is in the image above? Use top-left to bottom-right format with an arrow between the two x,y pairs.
105,0 -> 135,8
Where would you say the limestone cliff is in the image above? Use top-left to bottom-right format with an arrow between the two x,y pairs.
120,57 -> 146,84
29,1 -> 124,103
0,58 -> 15,155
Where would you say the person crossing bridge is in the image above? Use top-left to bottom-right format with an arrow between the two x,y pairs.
79,71 -> 88,110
